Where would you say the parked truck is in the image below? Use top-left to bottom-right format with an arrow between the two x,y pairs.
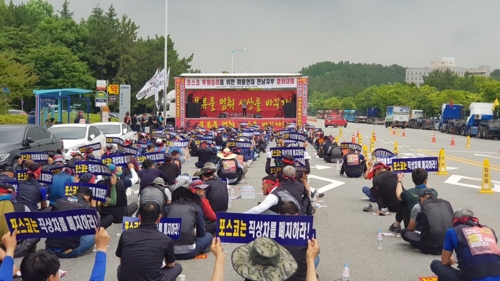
366,107 -> 382,124
385,106 -> 410,128
438,104 -> 464,133
354,111 -> 367,123
343,110 -> 356,122
408,110 -> 425,129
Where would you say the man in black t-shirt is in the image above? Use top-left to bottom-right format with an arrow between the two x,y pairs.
116,202 -> 182,281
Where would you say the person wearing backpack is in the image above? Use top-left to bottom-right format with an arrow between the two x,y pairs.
139,177 -> 171,216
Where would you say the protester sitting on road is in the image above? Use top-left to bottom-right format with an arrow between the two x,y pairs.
139,177 -> 171,216
361,161 -> 378,208
245,175 -> 303,215
191,140 -> 217,169
401,188 -> 453,255
195,164 -> 228,233
395,168 -> 436,223
98,170 -> 138,224
340,145 -> 366,178
280,166 -> 308,212
138,159 -> 169,192
430,208 -> 500,280
45,186 -> 97,259
0,167 -> 15,183
279,202 -> 320,280
158,153 -> 180,186
0,183 -> 39,259
116,202 -> 182,281
48,165 -> 74,206
165,186 -> 213,260
17,163 -> 48,212
324,141 -> 343,163
170,150 -> 184,170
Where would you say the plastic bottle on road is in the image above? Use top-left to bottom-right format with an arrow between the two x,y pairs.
377,230 -> 383,249
342,263 -> 350,281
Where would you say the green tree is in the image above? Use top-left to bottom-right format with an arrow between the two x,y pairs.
0,52 -> 38,112
25,44 -> 94,89
58,0 -> 73,19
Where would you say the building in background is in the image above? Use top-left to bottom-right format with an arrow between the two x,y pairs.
406,57 -> 490,86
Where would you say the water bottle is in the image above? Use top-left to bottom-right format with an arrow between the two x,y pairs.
377,230 -> 383,250
222,242 -> 229,253
230,187 -> 235,200
342,263 -> 350,281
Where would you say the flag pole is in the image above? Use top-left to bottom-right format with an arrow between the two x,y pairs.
162,0 -> 168,127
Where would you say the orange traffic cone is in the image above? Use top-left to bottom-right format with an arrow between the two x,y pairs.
451,135 -> 456,146
392,128 -> 396,135
356,129 -> 360,138
351,133 -> 356,143
372,131 -> 377,141
402,129 -> 406,137
431,133 -> 436,143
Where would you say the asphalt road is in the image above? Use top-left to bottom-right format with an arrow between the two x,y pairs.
14,120 -> 500,281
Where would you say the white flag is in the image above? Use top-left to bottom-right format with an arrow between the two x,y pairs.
136,69 -> 160,100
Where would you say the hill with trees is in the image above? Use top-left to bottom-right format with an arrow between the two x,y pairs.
0,0 -> 198,114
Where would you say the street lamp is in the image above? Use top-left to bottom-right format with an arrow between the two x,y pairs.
162,0 -> 168,126
245,66 -> 257,73
231,48 -> 246,73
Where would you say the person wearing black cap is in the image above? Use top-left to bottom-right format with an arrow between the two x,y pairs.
17,163 -> 48,212
400,188 -> 453,255
0,167 -> 15,183
191,140 -> 217,169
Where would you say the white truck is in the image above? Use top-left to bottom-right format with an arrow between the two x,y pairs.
385,106 -> 410,128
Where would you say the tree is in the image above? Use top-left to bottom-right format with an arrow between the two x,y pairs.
490,69 -> 500,81
25,44 -> 94,89
58,0 -> 73,19
0,52 -> 38,112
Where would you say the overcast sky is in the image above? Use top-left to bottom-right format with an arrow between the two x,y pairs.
13,0 -> 500,73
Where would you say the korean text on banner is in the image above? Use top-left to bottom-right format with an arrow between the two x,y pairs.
372,148 -> 396,158
391,157 -> 439,173
16,170 -> 52,185
74,161 -> 112,175
5,209 -> 100,239
281,132 -> 307,143
20,152 -> 49,163
101,155 -> 130,167
270,147 -> 305,166
184,77 -> 298,89
122,217 -> 182,240
79,142 -> 102,154
216,213 -> 314,246
136,152 -> 165,164
106,137 -> 124,146
269,166 -> 308,174
122,146 -> 138,156
64,182 -> 108,203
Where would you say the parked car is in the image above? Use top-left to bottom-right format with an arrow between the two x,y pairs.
324,115 -> 348,128
93,122 -> 136,143
8,109 -> 27,115
0,125 -> 64,167
48,124 -> 106,160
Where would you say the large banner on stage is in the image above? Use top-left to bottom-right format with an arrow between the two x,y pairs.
184,118 -> 297,130
175,76 -> 308,129
188,90 -> 296,119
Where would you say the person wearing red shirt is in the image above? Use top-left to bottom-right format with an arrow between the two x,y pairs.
189,180 -> 216,222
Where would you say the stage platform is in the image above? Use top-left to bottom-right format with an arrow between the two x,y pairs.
183,117 -> 297,130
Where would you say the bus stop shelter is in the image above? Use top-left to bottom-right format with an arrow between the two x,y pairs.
33,88 -> 93,126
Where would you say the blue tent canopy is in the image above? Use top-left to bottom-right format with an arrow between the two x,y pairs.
33,88 -> 94,126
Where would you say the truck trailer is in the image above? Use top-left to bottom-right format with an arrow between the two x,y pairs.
385,106 -> 410,128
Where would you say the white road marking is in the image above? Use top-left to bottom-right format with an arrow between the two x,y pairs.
444,175 -> 500,192
308,174 -> 345,193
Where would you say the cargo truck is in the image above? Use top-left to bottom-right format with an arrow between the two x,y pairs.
438,104 -> 464,133
343,110 -> 356,122
385,106 -> 410,128
408,110 -> 425,129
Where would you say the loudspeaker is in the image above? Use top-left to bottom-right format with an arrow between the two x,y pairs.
218,113 -> 227,118
284,103 -> 297,118
254,114 -> 262,118
186,103 -> 201,118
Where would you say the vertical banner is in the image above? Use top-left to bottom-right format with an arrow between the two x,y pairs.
301,78 -> 308,124
296,78 -> 304,128
175,78 -> 186,129
119,85 -> 131,123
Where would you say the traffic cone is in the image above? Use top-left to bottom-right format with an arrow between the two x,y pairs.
402,129 -> 406,137
450,135 -> 456,146
351,133 -> 356,143
356,129 -> 360,138
392,128 -> 396,135
432,133 -> 436,143
372,130 -> 377,141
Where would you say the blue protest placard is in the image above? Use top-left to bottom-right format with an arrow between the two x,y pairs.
340,142 -> 362,151
372,148 -> 396,158
20,152 -> 49,163
270,147 -> 305,166
167,140 -> 189,148
226,140 -> 252,149
237,131 -> 254,138
49,167 -> 63,175
15,170 -> 28,181
194,138 -> 214,145
217,213 -> 314,246
135,143 -> 148,150
391,157 -> 439,173
122,146 -> 138,155
281,132 -> 307,143
39,171 -> 53,185
5,209 -> 100,239
377,156 -> 397,166
64,182 -> 108,203
79,142 -> 102,154
269,166 -> 308,174
74,161 -> 111,175
106,137 -> 124,146
101,154 -> 130,167
122,217 -> 182,240
136,152 -> 165,164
